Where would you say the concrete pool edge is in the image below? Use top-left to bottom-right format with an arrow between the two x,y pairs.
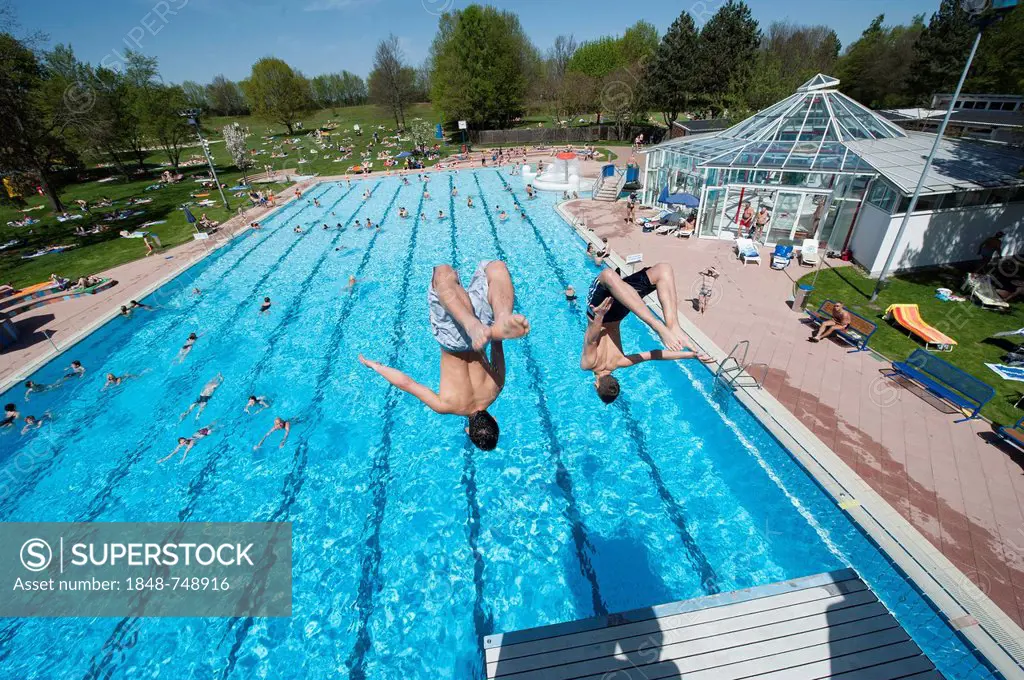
557,201 -> 1024,679
0,188 -> 315,396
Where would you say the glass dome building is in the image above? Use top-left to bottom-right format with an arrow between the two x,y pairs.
641,74 -> 1024,273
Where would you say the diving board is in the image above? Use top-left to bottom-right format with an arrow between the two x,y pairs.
483,569 -> 942,679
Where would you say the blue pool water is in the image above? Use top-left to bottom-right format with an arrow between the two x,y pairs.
0,171 -> 998,678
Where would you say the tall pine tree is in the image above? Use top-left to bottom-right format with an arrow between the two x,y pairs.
693,1 -> 761,116
907,0 -> 975,104
645,11 -> 698,126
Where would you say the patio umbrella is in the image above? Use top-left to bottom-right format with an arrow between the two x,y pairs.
183,206 -> 197,226
556,151 -> 576,160
396,151 -> 413,158
657,186 -> 700,208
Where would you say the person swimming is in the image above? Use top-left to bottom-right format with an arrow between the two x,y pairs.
159,424 -> 215,464
355,220 -> 362,229
438,210 -> 445,219
1,403 -> 19,429
244,395 -> 271,414
293,226 -> 303,233
565,285 -> 577,300
176,332 -> 200,363
254,416 -> 292,450
65,360 -> 85,378
346,275 -> 357,290
499,211 -> 508,221
423,190 -> 431,200
451,187 -> 458,197
467,197 -> 474,208
21,412 -> 51,435
260,297 -> 272,313
130,300 -> 153,312
102,371 -> 145,390
180,373 -> 223,421
23,380 -> 59,402
120,305 -> 133,318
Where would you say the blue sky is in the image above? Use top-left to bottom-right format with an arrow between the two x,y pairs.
12,0 -> 943,84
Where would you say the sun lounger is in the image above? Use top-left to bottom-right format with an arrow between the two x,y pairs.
771,245 -> 793,269
735,238 -> 760,265
885,303 -> 957,351
654,222 -> 677,235
963,273 -> 1010,310
676,223 -> 694,238
799,239 -> 820,267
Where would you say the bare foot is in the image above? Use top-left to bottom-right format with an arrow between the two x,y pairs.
657,325 -> 686,351
465,319 -> 493,352
490,313 -> 530,342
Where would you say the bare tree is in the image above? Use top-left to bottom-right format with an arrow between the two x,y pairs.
368,34 -> 414,130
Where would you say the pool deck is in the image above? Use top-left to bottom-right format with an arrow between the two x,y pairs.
563,197 -> 1024,670
484,569 -> 942,680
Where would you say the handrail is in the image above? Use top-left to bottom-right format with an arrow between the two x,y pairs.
715,340 -> 765,389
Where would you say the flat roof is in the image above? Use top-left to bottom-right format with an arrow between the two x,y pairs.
673,118 -> 731,133
846,132 -> 1024,194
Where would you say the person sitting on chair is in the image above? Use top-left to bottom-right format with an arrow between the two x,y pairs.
809,302 -> 850,343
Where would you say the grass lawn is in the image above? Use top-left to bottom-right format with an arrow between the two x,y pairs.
0,103 -> 445,287
799,264 -> 1024,427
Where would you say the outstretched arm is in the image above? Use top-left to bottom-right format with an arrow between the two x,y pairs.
279,422 -> 291,448
158,443 -> 184,464
358,355 -> 449,413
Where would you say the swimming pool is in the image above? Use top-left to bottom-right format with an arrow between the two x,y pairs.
0,171 -> 997,678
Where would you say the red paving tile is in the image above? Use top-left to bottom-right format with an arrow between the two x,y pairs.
569,199 -> 1024,629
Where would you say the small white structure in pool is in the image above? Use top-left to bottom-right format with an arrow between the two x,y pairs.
522,157 -> 596,193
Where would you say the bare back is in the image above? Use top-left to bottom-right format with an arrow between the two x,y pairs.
438,349 -> 503,415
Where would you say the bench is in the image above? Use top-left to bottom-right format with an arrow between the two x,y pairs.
805,300 -> 877,353
997,416 -> 1024,451
885,348 -> 994,422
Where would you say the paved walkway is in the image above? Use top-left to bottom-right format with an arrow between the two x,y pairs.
565,197 -> 1024,630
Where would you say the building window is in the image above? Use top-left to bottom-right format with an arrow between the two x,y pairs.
867,179 -> 899,213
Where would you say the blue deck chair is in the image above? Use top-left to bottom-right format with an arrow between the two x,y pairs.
771,245 -> 793,269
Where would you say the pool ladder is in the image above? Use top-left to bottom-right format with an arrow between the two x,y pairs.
715,340 -> 769,390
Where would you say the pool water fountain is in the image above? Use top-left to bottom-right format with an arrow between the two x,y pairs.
521,153 -> 595,194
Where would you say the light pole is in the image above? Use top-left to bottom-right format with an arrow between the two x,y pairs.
870,0 -> 999,302
182,109 -> 230,211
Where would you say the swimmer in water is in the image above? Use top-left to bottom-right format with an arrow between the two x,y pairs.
260,297 -> 272,313
467,196 -> 474,208
21,412 -> 51,435
244,395 -> 271,414
423,190 -> 431,200
192,288 -> 202,296
65,360 -> 85,379
346,275 -> 357,290
120,305 -> 133,318
1,403 -> 20,429
499,210 -> 508,221
180,373 -> 224,421
130,300 -> 153,312
520,210 -> 527,219
565,285 -> 577,300
102,371 -> 147,390
354,220 -> 362,229
254,416 -> 292,450
175,332 -> 201,363
23,380 -> 60,402
451,187 -> 458,197
159,423 -> 216,464
293,226 -> 303,234
438,210 -> 445,220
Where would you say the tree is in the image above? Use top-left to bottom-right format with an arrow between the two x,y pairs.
222,122 -> 254,184
206,75 -> 248,115
240,57 -> 311,134
692,0 -> 761,116
429,5 -> 538,128
368,34 -> 415,129
835,14 -> 924,108
181,80 -> 208,110
141,85 -> 192,170
907,0 -> 975,103
566,22 -> 657,127
0,32 -> 79,211
549,34 -> 577,81
966,4 -> 1024,95
646,11 -> 699,126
